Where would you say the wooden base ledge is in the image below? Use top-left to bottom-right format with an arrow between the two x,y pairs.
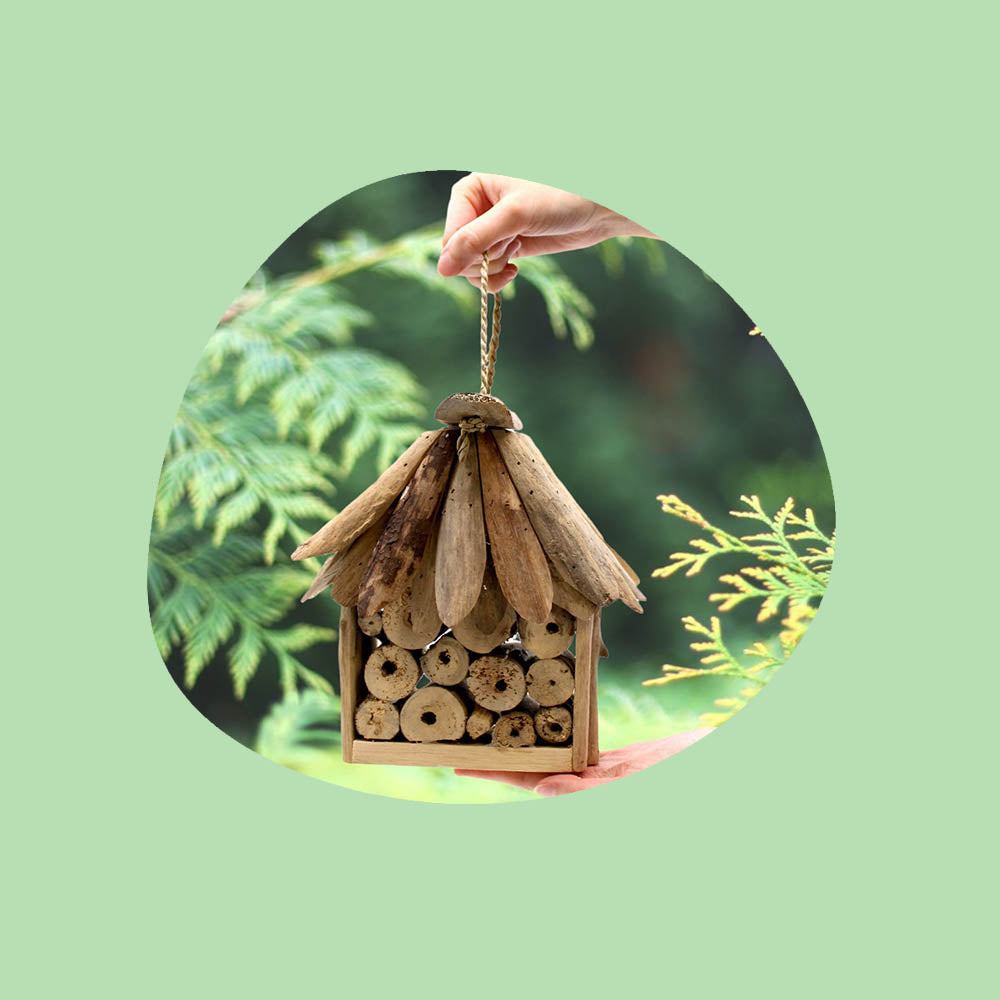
350,741 -> 574,772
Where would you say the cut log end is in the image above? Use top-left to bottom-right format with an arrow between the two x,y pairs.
492,711 -> 537,748
421,636 -> 470,686
535,705 -> 572,744
518,605 -> 574,659
466,705 -> 496,741
354,697 -> 400,741
466,655 -> 527,712
357,612 -> 383,638
526,657 -> 575,707
382,596 -> 442,650
363,645 -> 419,702
399,686 -> 468,742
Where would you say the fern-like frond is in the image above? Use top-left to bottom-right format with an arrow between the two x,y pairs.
647,494 -> 833,724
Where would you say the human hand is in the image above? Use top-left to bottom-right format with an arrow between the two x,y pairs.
455,729 -> 713,797
438,173 -> 659,291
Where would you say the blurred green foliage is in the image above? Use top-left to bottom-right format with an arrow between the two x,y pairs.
149,171 -> 833,801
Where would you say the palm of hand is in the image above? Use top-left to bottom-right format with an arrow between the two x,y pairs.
455,729 -> 713,797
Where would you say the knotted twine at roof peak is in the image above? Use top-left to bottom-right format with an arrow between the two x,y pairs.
457,252 -> 503,462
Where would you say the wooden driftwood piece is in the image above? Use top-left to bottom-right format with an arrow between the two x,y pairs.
435,439 -> 487,626
452,567 -> 517,653
338,605 -> 363,763
293,429 -> 442,560
363,644 -> 419,702
301,510 -> 390,605
549,566 -> 598,620
526,656 -> 575,707
421,636 -> 470,686
357,431 -> 456,617
492,711 -> 537,747
354,697 -> 400,741
435,392 -> 521,430
381,526 -> 442,648
477,432 -> 553,623
466,655 -> 527,712
535,705 -> 572,744
466,705 -> 496,740
399,686 -> 467,742
357,611 -> 383,638
493,430 -> 640,611
518,605 -> 574,659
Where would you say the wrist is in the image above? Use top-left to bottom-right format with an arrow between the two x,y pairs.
592,203 -> 659,241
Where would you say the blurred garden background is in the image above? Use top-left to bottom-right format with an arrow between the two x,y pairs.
148,171 -> 834,803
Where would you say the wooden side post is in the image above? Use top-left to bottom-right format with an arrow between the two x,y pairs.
338,604 -> 363,763
589,612 -> 601,766
572,614 -> 596,772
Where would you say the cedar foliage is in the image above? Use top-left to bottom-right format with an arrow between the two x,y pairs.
149,223 -> 618,699
645,493 -> 834,724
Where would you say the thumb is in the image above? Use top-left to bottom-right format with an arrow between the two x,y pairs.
438,198 -> 523,277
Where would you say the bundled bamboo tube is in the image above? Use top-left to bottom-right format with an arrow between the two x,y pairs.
358,430 -> 456,617
399,686 -> 467,742
354,697 -> 400,741
518,605 -> 574,659
293,429 -> 443,560
435,437 -> 487,626
357,612 -> 383,638
466,655 -> 527,712
535,705 -> 572,744
492,711 -> 537,747
466,705 -> 496,740
363,644 -> 419,702
526,656 -> 575,706
421,636 -> 470,686
477,432 -> 553,623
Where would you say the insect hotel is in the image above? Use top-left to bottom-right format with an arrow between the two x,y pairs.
291,260 -> 644,772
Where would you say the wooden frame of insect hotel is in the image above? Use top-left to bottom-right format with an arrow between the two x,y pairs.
291,257 -> 644,773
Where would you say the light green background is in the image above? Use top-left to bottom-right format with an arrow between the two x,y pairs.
4,3 -> 993,997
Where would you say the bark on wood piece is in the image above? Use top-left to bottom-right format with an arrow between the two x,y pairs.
466,655 -> 527,712
477,432 -> 553,624
363,644 -> 420,702
466,705 -> 496,740
518,605 -> 574,659
589,616 -> 600,766
293,430 -> 442,560
357,430 -> 457,617
399,686 -> 467,742
492,711 -> 537,748
571,615 -> 596,772
354,697 -> 400,741
421,636 -> 470,686
357,612 -> 383,638
435,392 -> 520,429
338,605 -> 363,763
382,526 -> 443,648
535,705 -> 573,744
526,657 -> 575,707
435,439 -> 487,626
549,566 -> 598,620
302,509 -> 390,605
451,601 -> 517,653
492,430 -> 629,609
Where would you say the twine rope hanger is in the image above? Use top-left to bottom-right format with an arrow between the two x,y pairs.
457,252 -> 502,460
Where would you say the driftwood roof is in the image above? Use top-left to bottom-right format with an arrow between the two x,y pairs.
292,393 -> 644,633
